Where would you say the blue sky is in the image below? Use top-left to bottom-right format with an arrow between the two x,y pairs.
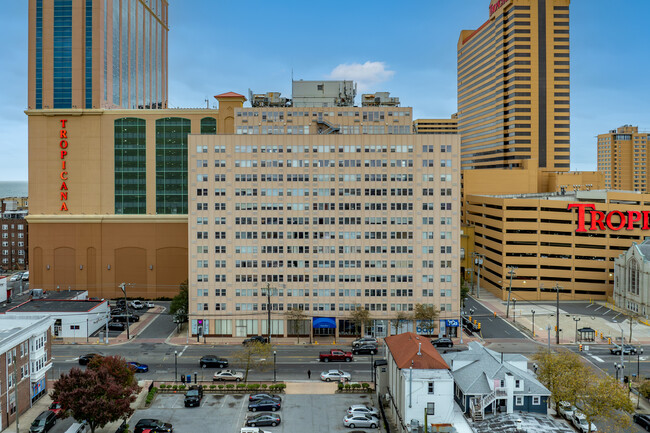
1,0 -> 649,181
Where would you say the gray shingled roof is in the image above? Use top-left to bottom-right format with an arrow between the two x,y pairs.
442,342 -> 550,396
636,239 -> 650,260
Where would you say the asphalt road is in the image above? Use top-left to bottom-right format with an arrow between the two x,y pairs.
463,297 -> 528,339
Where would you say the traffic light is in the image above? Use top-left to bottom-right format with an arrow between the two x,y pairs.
494,312 -> 497,318
554,326 -> 557,332
477,323 -> 481,330
579,344 -> 583,352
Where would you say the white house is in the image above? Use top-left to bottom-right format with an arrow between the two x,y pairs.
3,298 -> 109,339
614,239 -> 650,318
383,332 -> 454,433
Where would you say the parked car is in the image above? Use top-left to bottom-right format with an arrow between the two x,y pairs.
133,419 -> 173,433
240,428 -> 271,433
431,338 -> 454,348
144,301 -> 155,308
572,411 -> 597,433
64,421 -> 89,433
610,344 -> 637,355
249,393 -> 281,402
343,414 -> 379,429
130,300 -> 144,309
127,362 -> 149,373
48,401 -> 65,418
9,273 -> 22,282
558,401 -> 577,419
245,413 -> 281,427
112,314 -> 140,323
352,344 -> 378,355
115,299 -> 127,308
320,370 -> 351,382
184,385 -> 203,407
633,413 -> 650,430
108,321 -> 126,331
29,410 -> 57,433
352,336 -> 378,348
243,336 -> 269,345
199,355 -> 229,368
213,369 -> 244,381
248,399 -> 281,412
78,353 -> 102,365
347,405 -> 379,417
319,349 -> 354,362
22,271 -> 29,281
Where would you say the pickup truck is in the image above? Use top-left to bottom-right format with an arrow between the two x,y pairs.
319,349 -> 353,362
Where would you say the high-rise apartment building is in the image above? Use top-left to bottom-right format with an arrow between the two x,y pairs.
457,0 -> 570,171
28,0 -> 168,110
187,105 -> 461,340
597,125 -> 649,192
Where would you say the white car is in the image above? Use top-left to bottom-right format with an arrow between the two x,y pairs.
343,414 -> 379,429
130,300 -> 144,309
558,401 -> 577,419
9,274 -> 21,282
320,370 -> 351,382
213,369 -> 244,381
21,271 -> 29,281
572,411 -> 597,433
144,301 -> 155,308
347,405 -> 379,417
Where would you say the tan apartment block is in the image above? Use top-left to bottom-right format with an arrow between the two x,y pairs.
187,132 -> 461,340
597,125 -> 649,192
466,190 -> 650,301
457,0 -> 571,171
414,117 -> 458,135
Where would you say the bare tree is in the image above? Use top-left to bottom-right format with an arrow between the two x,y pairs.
231,342 -> 273,382
414,304 -> 439,336
392,311 -> 411,335
285,308 -> 307,343
350,308 -> 371,337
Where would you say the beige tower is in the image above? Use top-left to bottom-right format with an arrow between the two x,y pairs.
597,125 -> 649,192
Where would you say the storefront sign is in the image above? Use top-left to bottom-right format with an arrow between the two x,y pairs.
445,319 -> 460,328
567,203 -> 650,232
59,119 -> 69,211
312,317 -> 337,329
489,0 -> 511,17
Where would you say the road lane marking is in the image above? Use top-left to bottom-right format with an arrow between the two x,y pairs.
594,305 -> 603,312
590,355 -> 604,363
178,345 -> 188,357
612,313 -> 621,320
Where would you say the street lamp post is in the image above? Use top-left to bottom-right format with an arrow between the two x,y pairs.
174,350 -> 178,383
273,350 -> 277,383
638,347 -> 644,409
512,299 -> 517,323
505,266 -> 517,318
265,283 -> 273,344
119,283 -> 130,340
573,317 -> 581,343
531,310 -> 536,337
615,363 -> 624,381
371,352 -> 374,388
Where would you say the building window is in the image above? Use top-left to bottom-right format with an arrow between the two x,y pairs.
200,117 -> 217,134
532,396 -> 540,405
53,0 -> 73,108
426,402 -> 435,415
156,117 -> 191,214
428,382 -> 434,394
629,259 -> 640,296
115,118 -> 147,214
515,396 -> 523,406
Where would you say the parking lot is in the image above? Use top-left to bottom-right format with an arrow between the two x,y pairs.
133,392 -> 383,433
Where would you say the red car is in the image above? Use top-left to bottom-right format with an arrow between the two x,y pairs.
48,401 -> 64,418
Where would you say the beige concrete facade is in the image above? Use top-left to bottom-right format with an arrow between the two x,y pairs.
466,190 -> 650,301
597,125 -> 649,192
414,117 -> 458,135
187,129 -> 461,339
457,0 -> 571,171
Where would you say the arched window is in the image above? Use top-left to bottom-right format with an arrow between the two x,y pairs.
201,117 -> 217,135
629,259 -> 640,295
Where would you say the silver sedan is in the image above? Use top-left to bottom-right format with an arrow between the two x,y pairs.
343,414 -> 379,429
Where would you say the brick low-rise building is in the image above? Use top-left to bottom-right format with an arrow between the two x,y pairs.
1,205 -> 28,272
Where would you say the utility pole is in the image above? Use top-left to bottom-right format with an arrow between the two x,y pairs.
505,266 -> 517,318
473,253 -> 484,298
265,283 -> 273,343
555,283 -> 561,345
119,282 -> 130,340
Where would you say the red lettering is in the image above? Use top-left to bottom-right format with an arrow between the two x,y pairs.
644,211 -> 650,230
60,130 -> 67,139
60,171 -> 68,180
60,192 -> 68,200
60,140 -> 68,149
61,150 -> 67,159
60,182 -> 68,191
606,211 -> 625,231
627,211 -> 642,230
60,119 -> 67,128
567,203 -> 595,232
62,160 -> 66,170
60,202 -> 68,211
590,211 -> 606,231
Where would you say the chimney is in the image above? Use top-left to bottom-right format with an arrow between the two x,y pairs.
418,343 -> 422,355
501,352 -> 504,364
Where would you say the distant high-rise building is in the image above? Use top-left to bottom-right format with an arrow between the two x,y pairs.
597,125 -> 649,192
414,116 -> 458,135
28,0 -> 168,110
457,0 -> 570,170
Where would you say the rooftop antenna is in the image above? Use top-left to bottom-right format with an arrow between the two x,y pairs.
205,98 -> 209,109
418,343 -> 422,355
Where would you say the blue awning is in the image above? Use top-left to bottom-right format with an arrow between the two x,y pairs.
313,317 -> 337,329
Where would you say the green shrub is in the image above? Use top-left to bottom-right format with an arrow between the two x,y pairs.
179,385 -> 186,390
260,384 -> 267,389
209,385 -> 216,390
236,384 -> 246,390
640,380 -> 650,399
145,387 -> 158,405
362,383 -> 370,389
338,383 -> 344,390
225,384 -> 235,389
172,385 -> 178,390
247,384 -> 260,390
218,385 -> 224,390
344,384 -> 351,390
277,383 -> 286,390
352,383 -> 361,390
159,384 -> 166,389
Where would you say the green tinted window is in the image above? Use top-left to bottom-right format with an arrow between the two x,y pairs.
156,117 -> 190,214
201,117 -> 217,134
115,118 -> 146,214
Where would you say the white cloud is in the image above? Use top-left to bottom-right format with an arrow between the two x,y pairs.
328,61 -> 395,92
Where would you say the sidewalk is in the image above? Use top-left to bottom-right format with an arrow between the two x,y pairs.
471,290 -> 650,346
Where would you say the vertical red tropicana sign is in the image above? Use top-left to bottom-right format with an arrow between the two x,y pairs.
59,119 -> 69,211
567,203 -> 650,232
490,0 -> 512,17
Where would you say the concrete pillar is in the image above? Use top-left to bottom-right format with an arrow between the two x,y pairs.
505,373 -> 514,414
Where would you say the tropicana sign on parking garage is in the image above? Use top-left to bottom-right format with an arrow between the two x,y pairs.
567,203 -> 650,232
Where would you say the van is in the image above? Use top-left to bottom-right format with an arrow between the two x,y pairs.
241,428 -> 271,433
64,421 -> 89,433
